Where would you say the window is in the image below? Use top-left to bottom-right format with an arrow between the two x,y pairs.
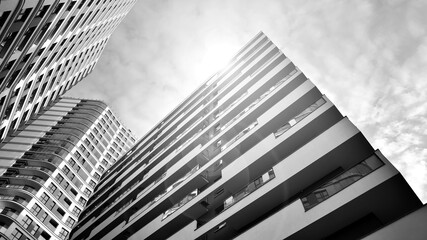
30,224 -> 39,235
40,192 -> 50,204
21,215 -> 33,228
70,188 -> 77,196
64,197 -> 71,206
58,228 -> 69,240
48,183 -> 57,193
10,229 -> 23,240
83,188 -> 92,197
72,206 -> 81,216
56,191 -> 63,199
88,180 -> 96,188
49,219 -> 58,228
40,231 -> 50,240
62,166 -> 70,174
65,217 -> 75,227
78,197 -> 87,206
56,207 -> 65,216
47,200 -> 56,210
40,212 -> 48,221
30,203 -> 42,215
55,174 -> 64,183
94,173 -> 100,180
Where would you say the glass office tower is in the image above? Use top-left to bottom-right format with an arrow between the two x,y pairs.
0,0 -> 136,141
0,97 -> 135,240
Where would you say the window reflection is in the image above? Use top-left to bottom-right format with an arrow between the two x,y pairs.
301,155 -> 383,210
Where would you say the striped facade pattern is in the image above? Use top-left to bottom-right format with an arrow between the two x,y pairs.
70,32 -> 422,240
0,97 -> 135,240
0,0 -> 136,141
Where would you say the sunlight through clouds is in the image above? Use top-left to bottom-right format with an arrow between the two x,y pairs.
65,0 -> 427,203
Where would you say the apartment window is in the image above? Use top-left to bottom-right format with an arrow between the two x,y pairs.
56,207 -> 65,216
10,229 -> 23,240
40,192 -> 50,204
94,173 -> 100,180
40,231 -> 50,240
58,228 -> 69,240
47,200 -> 56,210
62,166 -> 70,174
65,217 -> 75,227
64,197 -> 71,206
78,197 -> 87,206
30,224 -> 39,235
49,219 -> 58,229
48,183 -> 57,193
30,203 -> 42,215
56,191 -> 63,199
88,180 -> 96,188
40,212 -> 48,221
83,188 -> 92,197
72,206 -> 81,216
21,215 -> 33,228
70,188 -> 77,196
55,174 -> 64,183
97,165 -> 104,173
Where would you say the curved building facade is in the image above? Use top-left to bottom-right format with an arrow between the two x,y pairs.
0,0 -> 136,141
0,97 -> 135,240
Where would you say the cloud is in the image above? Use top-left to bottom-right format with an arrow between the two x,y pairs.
66,0 -> 427,203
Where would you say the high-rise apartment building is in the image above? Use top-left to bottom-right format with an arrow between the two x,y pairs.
0,97 -> 135,240
0,0 -> 137,141
69,32 -> 423,240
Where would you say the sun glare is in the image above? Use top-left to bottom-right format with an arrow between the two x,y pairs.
199,40 -> 237,77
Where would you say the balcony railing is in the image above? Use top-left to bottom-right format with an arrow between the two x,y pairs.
162,189 -> 198,220
301,155 -> 384,211
224,169 -> 275,210
274,97 -> 326,138
197,169 -> 275,228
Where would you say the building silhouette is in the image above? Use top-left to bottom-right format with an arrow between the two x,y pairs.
0,0 -> 137,141
0,97 -> 135,240
69,32 -> 423,240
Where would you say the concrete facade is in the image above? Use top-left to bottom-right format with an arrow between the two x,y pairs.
0,97 -> 135,240
70,32 -> 423,240
0,0 -> 136,141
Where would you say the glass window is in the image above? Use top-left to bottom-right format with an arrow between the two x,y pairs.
30,224 -> 39,235
21,215 -> 33,228
40,212 -> 48,221
58,228 -> 69,240
72,206 -> 81,216
40,192 -> 50,204
10,229 -> 23,240
48,183 -> 57,193
65,217 -> 75,227
30,203 -> 42,215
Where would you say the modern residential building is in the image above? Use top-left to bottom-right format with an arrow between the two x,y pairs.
0,0 -> 137,141
0,97 -> 135,240
69,32 -> 423,240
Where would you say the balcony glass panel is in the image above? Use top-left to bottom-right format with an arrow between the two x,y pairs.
301,155 -> 384,211
275,97 -> 326,138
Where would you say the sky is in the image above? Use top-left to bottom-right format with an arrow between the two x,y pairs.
65,0 -> 427,203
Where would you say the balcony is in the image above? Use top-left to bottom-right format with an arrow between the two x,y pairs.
301,155 -> 384,211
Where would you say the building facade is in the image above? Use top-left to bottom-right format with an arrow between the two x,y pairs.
0,0 -> 136,141
70,32 -> 422,240
0,97 -> 135,240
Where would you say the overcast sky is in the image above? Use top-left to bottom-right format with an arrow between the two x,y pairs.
65,0 -> 427,203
